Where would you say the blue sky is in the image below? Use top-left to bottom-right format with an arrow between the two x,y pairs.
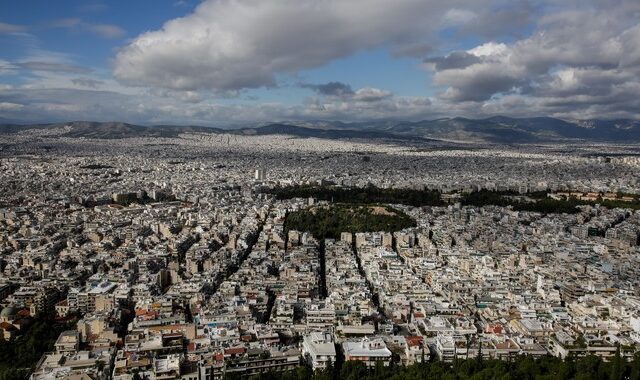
1,0 -> 639,125
0,1 -> 193,78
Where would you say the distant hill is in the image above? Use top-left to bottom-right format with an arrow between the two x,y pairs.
233,123 -> 421,141
1,117 -> 640,143
0,121 -> 224,139
368,117 -> 640,143
377,118 -> 537,143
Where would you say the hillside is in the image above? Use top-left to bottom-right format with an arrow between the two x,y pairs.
2,116 -> 640,143
0,121 -> 224,139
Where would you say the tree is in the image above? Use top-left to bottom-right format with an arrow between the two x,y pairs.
96,359 -> 105,373
630,352 -> 640,380
609,344 -> 622,380
475,341 -> 483,370
576,355 -> 602,379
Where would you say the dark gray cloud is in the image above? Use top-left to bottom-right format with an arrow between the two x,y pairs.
458,2 -> 535,39
302,82 -> 354,97
424,52 -> 482,71
301,82 -> 393,104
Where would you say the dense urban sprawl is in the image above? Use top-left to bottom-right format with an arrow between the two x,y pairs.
0,129 -> 640,379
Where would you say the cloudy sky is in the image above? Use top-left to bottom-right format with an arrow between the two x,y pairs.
1,0 -> 639,126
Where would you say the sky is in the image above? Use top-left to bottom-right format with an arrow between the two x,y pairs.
0,0 -> 639,126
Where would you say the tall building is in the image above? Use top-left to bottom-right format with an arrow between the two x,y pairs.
254,168 -> 267,181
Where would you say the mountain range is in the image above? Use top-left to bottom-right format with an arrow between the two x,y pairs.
1,117 -> 640,144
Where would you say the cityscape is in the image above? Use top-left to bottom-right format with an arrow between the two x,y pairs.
2,1 -> 640,379
0,128 -> 639,379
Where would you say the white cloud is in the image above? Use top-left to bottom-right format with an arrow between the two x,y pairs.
46,18 -> 125,39
48,18 -> 82,28
17,61 -> 92,74
0,22 -> 26,34
423,1 -> 640,115
353,87 -> 393,102
467,42 -> 509,58
113,0 -> 477,92
3,0 -> 640,123
0,60 -> 17,74
0,102 -> 24,111
86,24 -> 126,39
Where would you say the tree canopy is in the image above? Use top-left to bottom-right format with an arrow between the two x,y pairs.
284,204 -> 416,240
249,353 -> 640,380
